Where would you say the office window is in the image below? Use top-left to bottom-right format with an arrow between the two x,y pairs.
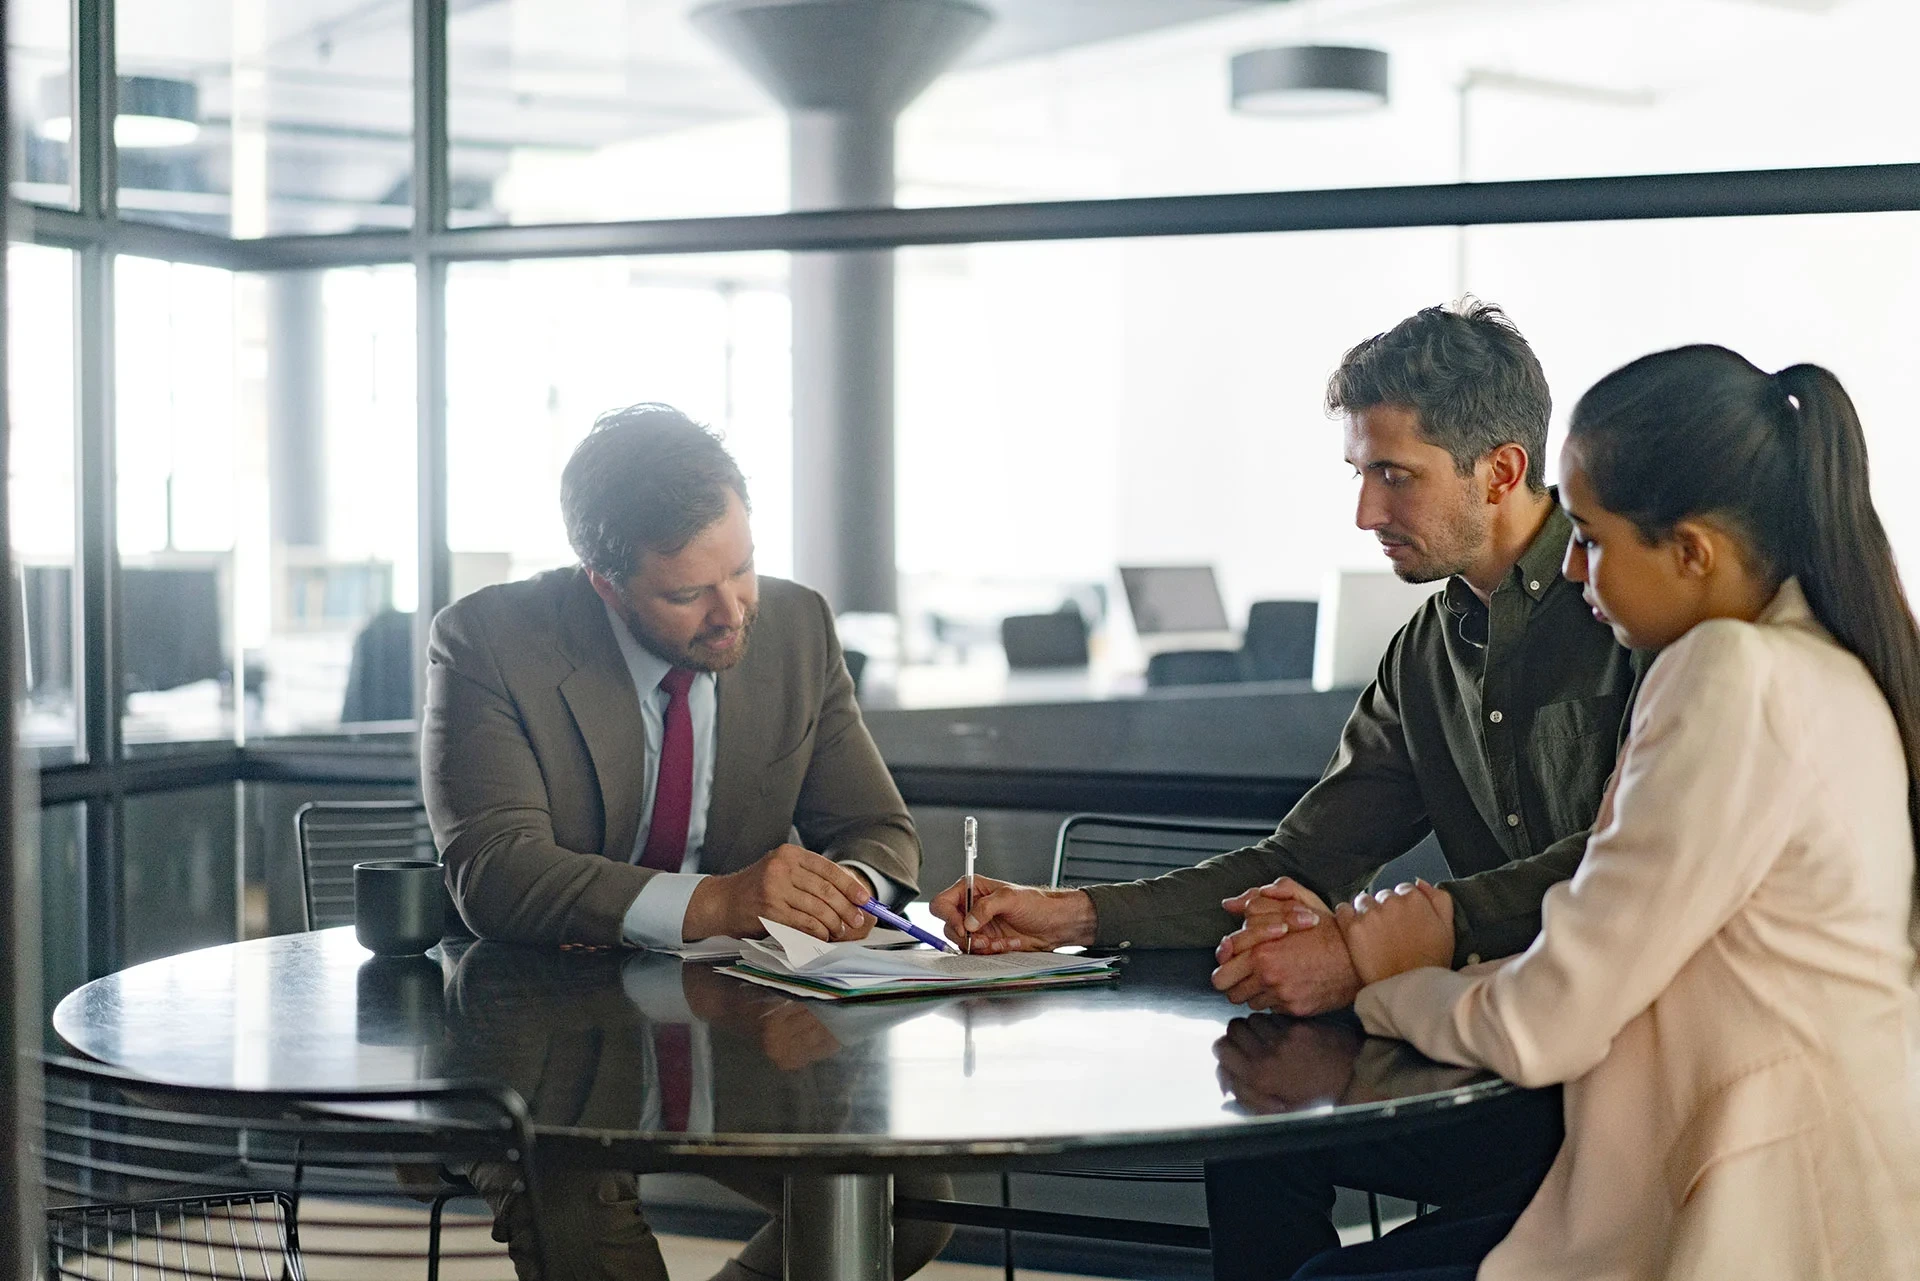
114,3 -> 413,236
11,244 -> 79,765
122,786 -> 238,968
253,266 -> 418,734
116,255 -> 240,751
892,214 -> 1920,667
897,0 -> 1920,207
8,0 -> 72,207
119,259 -> 419,744
447,1 -> 784,227
38,803 -> 84,1046
445,255 -> 793,590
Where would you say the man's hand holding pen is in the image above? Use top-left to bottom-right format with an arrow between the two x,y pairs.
929,876 -> 1098,953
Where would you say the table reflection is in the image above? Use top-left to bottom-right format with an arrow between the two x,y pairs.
54,928 -> 1508,1163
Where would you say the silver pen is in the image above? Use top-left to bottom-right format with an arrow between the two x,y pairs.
963,816 -> 978,955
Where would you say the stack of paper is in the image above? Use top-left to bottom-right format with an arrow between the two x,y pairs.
652,927 -> 916,961
723,919 -> 1119,1001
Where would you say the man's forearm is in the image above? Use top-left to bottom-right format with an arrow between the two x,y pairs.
1081,842 -> 1300,948
1440,830 -> 1588,965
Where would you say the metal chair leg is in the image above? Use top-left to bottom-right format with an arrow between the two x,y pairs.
1000,1172 -> 1015,1281
428,1192 -> 452,1281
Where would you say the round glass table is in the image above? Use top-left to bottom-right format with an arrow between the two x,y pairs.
54,927 -> 1513,1279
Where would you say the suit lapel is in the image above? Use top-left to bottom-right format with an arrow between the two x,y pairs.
557,575 -> 646,862
707,604 -> 786,871
706,662 -> 759,871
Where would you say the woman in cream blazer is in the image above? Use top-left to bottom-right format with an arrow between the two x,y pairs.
1298,347 -> 1920,1281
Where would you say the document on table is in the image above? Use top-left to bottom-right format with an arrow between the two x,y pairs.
651,926 -> 918,961
721,918 -> 1120,1001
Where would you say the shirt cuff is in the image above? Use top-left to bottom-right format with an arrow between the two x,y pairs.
840,860 -> 895,906
620,872 -> 710,948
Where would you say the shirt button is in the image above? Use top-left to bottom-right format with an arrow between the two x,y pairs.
1467,953 -> 1483,965
1506,813 -> 1520,827
1488,710 -> 1503,723
1528,580 -> 1541,591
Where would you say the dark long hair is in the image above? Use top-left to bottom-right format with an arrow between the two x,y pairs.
1569,345 -> 1920,931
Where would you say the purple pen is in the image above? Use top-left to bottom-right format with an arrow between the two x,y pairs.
858,897 -> 958,954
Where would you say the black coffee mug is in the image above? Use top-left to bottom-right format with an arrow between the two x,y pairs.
354,859 -> 450,956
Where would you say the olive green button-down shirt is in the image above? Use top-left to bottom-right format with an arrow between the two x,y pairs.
1085,501 -> 1642,966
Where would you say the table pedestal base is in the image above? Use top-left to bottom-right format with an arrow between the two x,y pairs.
784,1173 -> 894,1281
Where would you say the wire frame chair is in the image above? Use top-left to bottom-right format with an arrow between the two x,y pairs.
1032,815 -> 1279,1197
295,799 -> 435,931
37,1054 -> 545,1281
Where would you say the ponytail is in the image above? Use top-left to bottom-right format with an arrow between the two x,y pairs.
1570,347 -> 1920,940
1773,365 -> 1920,939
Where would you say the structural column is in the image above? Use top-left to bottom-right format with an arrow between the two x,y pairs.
266,271 -> 326,550
693,0 -> 990,614
789,109 -> 896,613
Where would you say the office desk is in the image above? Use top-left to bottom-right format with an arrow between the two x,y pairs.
54,928 -> 1510,1279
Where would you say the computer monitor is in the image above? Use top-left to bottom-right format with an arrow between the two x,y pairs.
1118,566 -> 1231,636
120,565 -> 226,692
1312,570 -> 1443,691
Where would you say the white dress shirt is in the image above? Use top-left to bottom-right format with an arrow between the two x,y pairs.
607,602 -> 892,947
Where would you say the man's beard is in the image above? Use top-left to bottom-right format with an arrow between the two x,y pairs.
1381,505 -> 1491,585
621,602 -> 760,673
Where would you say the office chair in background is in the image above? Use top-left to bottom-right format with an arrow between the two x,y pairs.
1241,600 -> 1318,682
1144,648 -> 1243,688
1001,605 -> 1090,670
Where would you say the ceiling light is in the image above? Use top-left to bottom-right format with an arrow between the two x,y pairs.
1231,45 -> 1389,116
39,74 -> 202,149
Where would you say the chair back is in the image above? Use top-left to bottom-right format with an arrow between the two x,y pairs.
296,800 -> 434,931
1001,610 -> 1089,670
36,1054 -> 543,1280
1052,814 -> 1279,888
1144,648 -> 1243,688
1242,599 -> 1318,681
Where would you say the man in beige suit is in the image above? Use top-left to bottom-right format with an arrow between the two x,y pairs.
423,403 -> 950,1281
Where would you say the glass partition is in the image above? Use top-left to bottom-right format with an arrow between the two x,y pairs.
898,0 -> 1920,207
38,803 -> 84,1043
891,213 -> 1920,675
445,254 -> 793,589
11,244 -> 80,764
115,255 -> 240,751
253,266 -> 418,733
9,0 -> 73,207
114,2 -> 414,235
122,785 -> 238,967
446,0 -> 784,227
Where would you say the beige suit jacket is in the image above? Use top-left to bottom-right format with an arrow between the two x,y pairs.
422,569 -> 919,945
1358,580 -> 1920,1280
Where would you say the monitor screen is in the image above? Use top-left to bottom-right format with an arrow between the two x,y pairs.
120,566 -> 226,692
1119,566 -> 1230,635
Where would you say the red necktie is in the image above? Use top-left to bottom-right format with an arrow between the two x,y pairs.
654,1023 -> 693,1132
638,668 -> 697,872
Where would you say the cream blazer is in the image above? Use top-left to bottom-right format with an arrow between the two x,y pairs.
1357,579 -> 1920,1281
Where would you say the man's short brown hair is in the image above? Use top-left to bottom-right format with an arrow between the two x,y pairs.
560,403 -> 749,582
1326,300 -> 1552,491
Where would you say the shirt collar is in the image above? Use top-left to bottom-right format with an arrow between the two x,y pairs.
602,599 -> 704,699
1757,576 -> 1817,631
1513,493 -> 1572,602
1441,492 -> 1570,641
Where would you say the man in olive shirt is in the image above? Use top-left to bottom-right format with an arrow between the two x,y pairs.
931,301 -> 1639,1278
